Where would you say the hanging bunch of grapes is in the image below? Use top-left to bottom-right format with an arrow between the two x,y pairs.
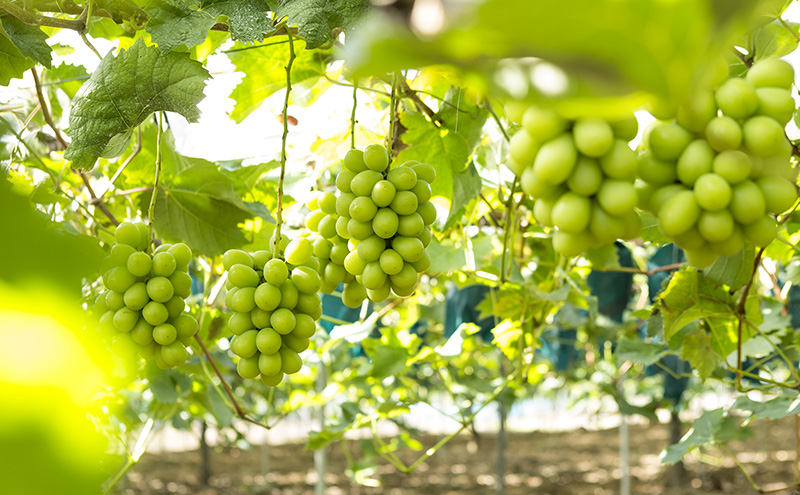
507,106 -> 642,256
96,221 -> 198,369
637,58 -> 798,268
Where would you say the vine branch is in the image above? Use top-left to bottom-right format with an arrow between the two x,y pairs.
147,112 -> 164,249
273,23 -> 295,258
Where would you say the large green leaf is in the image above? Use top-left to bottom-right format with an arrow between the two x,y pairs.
0,27 -> 34,85
661,408 -> 726,464
275,0 -> 370,49
65,39 -> 209,169
1,17 -> 51,68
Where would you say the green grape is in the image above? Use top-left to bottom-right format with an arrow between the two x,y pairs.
130,319 -> 154,346
708,227 -> 744,256
743,115 -> 786,157
256,327 -> 282,354
418,202 -> 437,226
324,263 -> 346,285
258,352 -> 282,377
344,251 -> 367,275
418,228 -> 432,247
342,281 -> 367,308
598,140 -> 637,180
261,372 -> 284,386
521,167 -> 561,199
596,180 -> 637,216
296,293 -> 321,314
533,199 -> 554,228
229,264 -> 260,288
305,209 -> 327,231
358,235 -> 386,262
314,238 -> 333,259
676,90 -> 717,132
169,271 -> 192,298
373,208 -> 399,239
251,308 -> 272,329
318,192 -> 338,214
143,301 -> 170,326
391,283 -> 415,297
168,243 -> 192,269
264,259 -> 289,285
742,215 -> 778,246
589,206 -> 626,244
347,218 -> 373,240
349,196 -> 379,222
362,262 -> 388,290
153,323 -> 177,345
551,193 -> 591,234
336,170 -> 356,192
521,106 -> 567,141
509,130 -> 540,165
291,266 -> 321,294
371,180 -> 397,208
705,116 -> 742,151
115,222 -> 143,248
573,118 -> 614,157
389,191 -> 419,216
224,287 -> 239,308
293,313 -> 317,339
270,308 -> 296,335
329,243 -> 348,265
715,78 -> 758,119
659,190 -> 701,237
105,266 -> 136,293
280,348 -> 303,374
164,295 -> 185,319
637,151 -> 677,186
364,144 -> 389,171
237,356 -> 261,379
285,237 -> 314,265
336,193 -> 356,218
684,249 -> 718,269
389,263 -> 417,288
161,342 -> 188,367
392,236 -> 424,262
151,252 -> 177,277
127,251 -> 152,277
228,312 -> 253,335
154,243 -> 172,254
379,249 -> 405,275
730,180 -> 766,224
229,287 -> 257,313
698,209 -> 734,243
138,342 -> 158,360
712,150 -> 752,184
278,280 -> 299,309
410,251 -> 431,272
693,174 -> 732,211
94,292 -> 109,315
108,244 -> 136,268
621,210 -> 642,240
146,276 -> 174,303
411,180 -> 432,204
123,282 -> 149,311
646,122 -> 692,161
755,88 -> 795,124
757,176 -> 797,214
532,134 -> 578,185
113,307 -> 139,333
344,149 -> 367,172
677,140 -> 714,187
105,289 -> 125,311
566,157 -> 604,196
610,117 -> 639,141
409,162 -> 436,183
223,249 -> 253,270
387,167 -> 418,191
366,281 -> 392,302
746,58 -> 795,89
397,213 -> 425,237
232,330 -> 258,358
283,333 -> 310,353
552,230 -> 590,257
351,170 -> 383,196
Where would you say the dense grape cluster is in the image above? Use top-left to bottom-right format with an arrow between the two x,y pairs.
507,106 -> 642,256
637,58 -> 798,268
304,193 -> 359,300
313,144 -> 436,306
222,242 -> 321,385
96,221 -> 198,369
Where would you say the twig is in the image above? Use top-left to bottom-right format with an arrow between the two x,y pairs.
273,23 -> 295,258
718,443 -> 761,492
385,72 -> 401,161
0,0 -> 86,31
484,100 -> 510,142
500,179 -> 519,284
30,67 -> 68,149
396,76 -> 441,125
592,262 -> 685,276
107,127 -> 142,187
147,113 -> 164,248
350,79 -> 357,149
78,171 -> 120,225
735,247 -> 765,391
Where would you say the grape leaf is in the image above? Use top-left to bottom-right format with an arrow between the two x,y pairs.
702,243 -> 755,291
734,394 -> 800,422
0,28 -> 34,85
680,329 -> 717,380
443,162 -> 482,230
227,37 -> 331,122
661,408 -> 725,464
275,0 -> 370,49
1,17 -> 51,68
614,338 -> 668,366
65,39 -> 209,169
753,19 -> 799,61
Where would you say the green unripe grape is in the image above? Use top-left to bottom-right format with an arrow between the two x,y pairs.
509,130 -> 540,165
712,150 -> 751,184
342,281 -> 367,308
387,167 -> 418,191
123,282 -> 149,311
318,192 -> 338,215
364,144 -> 389,171
293,314 -> 317,339
397,213 -> 425,237
743,115 -> 786,157
743,215 -> 778,246
372,180 -> 397,207
589,206 -> 626,244
351,170 -> 384,196
610,117 -> 639,141
127,251 -> 152,277
94,292 -> 109,314
154,243 -> 172,254
715,78 -> 758,119
551,193 -> 591,234
366,282 -> 392,303
285,237 -> 314,266
261,372 -> 284,386
533,134 -> 578,185
391,283 -> 415,297
757,176 -> 797,214
314,238 -> 333,259
362,262 -> 388,290
324,263 -> 346,285
411,180 -> 432,204
329,243 -> 348,265
232,330 -> 258,358
389,263 -> 417,288
645,97 -> 675,120
109,244 -> 136,268
319,215 -> 339,239
280,347 -> 303,374
337,215 -> 352,238
137,341 -> 158,360
621,210 -> 642,240
708,227 -> 744,256
305,209 -> 327,232
229,287 -> 256,313
349,196 -> 379,222
392,236 -> 425,263
264,259 -> 289,285
283,333 -> 310,354
533,198 -> 554,226
347,218 -> 373,240
418,202 -> 437,226
336,170 -> 356,193
151,252 -> 177,277
698,209 -> 734,243
684,249 -> 718,269
165,295 -> 185,319
167,243 -> 192,269
106,266 -> 136,293
110,332 -> 138,357
520,167 -> 560,199
596,180 -> 637,216
237,356 -> 261,379
344,149 -> 367,172
130,319 -> 154,346
573,118 -> 614,157
637,151 -> 677,186
521,106 -> 567,141
169,271 -> 192,298
756,88 -> 795,124
599,140 -> 637,180
134,222 -> 151,250
228,264 -> 259,288
224,286 -> 239,308
161,341 -> 188,367
659,190 -> 701,237
358,235 -> 386,262
676,90 -> 717,132
418,228 -> 432,247
373,208 -> 399,239
113,307 -> 139,333
254,283 -> 281,311
228,312 -> 253,335
647,122 -> 692,161
251,308 -> 272,329
292,266 -> 321,294
223,249 -> 254,271
153,323 -> 177,345
154,347 -> 174,369
105,289 -> 125,311
693,174 -> 732,211
677,140 -> 714,187
730,180 -> 766,224
258,352 -> 282,377
146,276 -> 174,303
409,162 -> 436,183
295,292 -> 320,314
650,184 -> 688,215
270,308 -> 296,335
115,222 -> 143,248
566,157 -> 603,196
746,58 -> 795,89
552,230 -> 590,257
344,251 -> 367,275
174,314 -> 197,339
256,327 -> 282,354
410,251 -> 431,272
389,191 -> 419,216
705,116 -> 742,151
278,280 -> 299,309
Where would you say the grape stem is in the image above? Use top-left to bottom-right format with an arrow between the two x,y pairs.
734,247 -> 764,392
499,179 -> 519,284
350,79 -> 358,149
147,112 -> 164,250
385,72 -> 401,165
273,21 -> 295,259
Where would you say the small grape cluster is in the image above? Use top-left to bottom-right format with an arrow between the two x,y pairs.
507,106 -> 642,256
308,144 -> 436,307
304,196 -> 357,295
223,242 -> 321,385
96,221 -> 197,369
637,58 -> 798,268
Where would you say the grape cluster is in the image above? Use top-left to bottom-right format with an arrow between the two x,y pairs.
304,193 -> 357,295
507,106 -> 642,256
222,241 -> 321,386
96,221 -> 198,369
313,144 -> 436,307
637,58 -> 798,268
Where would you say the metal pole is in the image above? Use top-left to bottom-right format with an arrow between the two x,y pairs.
618,382 -> 630,495
496,355 -> 506,495
314,364 -> 327,495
